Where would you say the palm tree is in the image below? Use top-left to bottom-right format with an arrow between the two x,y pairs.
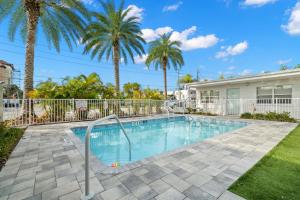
82,0 -> 145,94
0,0 -> 90,98
146,34 -> 184,99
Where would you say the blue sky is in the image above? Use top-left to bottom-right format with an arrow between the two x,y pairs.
0,0 -> 300,91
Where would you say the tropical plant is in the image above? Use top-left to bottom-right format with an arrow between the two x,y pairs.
142,88 -> 164,100
294,64 -> 300,69
0,0 -> 90,98
219,73 -> 225,80
179,74 -> 194,84
280,65 -> 289,71
82,0 -> 145,94
146,34 -> 184,99
3,84 -> 23,98
123,82 -> 141,98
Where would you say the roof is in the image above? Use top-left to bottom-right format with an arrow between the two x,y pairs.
0,60 -> 14,70
186,69 -> 300,88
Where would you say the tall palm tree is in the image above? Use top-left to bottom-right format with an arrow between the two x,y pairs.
82,0 -> 145,94
146,34 -> 184,99
0,0 -> 90,98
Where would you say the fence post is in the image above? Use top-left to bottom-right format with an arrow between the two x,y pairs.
0,83 -> 3,122
275,98 -> 278,113
29,99 -> 32,125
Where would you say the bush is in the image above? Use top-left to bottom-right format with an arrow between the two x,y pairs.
241,112 -> 252,119
240,112 -> 297,123
253,113 -> 265,120
0,123 -> 25,170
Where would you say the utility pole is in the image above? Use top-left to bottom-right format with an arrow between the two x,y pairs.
196,68 -> 200,81
177,69 -> 181,100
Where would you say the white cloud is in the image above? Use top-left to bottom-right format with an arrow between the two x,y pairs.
124,5 -> 144,22
134,54 -> 148,64
163,1 -> 183,12
240,69 -> 252,76
277,58 -> 292,65
216,41 -> 248,59
227,66 -> 237,70
282,2 -> 300,36
141,27 -> 173,42
242,0 -> 277,7
141,26 -> 219,51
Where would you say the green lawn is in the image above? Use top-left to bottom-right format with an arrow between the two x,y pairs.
230,125 -> 300,200
0,123 -> 25,170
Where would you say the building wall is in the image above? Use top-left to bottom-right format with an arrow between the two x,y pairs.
196,77 -> 300,99
194,77 -> 300,118
0,65 -> 13,85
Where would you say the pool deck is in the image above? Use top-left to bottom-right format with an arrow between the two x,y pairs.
0,115 -> 297,200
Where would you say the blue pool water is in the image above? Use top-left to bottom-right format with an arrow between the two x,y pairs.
72,116 -> 247,166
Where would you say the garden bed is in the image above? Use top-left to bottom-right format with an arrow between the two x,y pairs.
0,124 -> 25,170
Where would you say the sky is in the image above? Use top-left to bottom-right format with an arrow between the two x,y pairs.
0,0 -> 300,91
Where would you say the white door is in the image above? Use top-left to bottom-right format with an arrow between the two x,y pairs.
227,88 -> 240,115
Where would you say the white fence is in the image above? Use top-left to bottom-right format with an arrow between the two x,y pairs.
2,98 -> 299,126
2,99 -> 165,126
193,98 -> 300,119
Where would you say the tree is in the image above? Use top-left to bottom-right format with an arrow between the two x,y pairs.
142,88 -> 164,100
146,34 -> 184,99
28,73 -> 104,99
0,0 -> 90,98
3,84 -> 23,98
219,73 -> 225,80
82,0 -> 145,94
280,65 -> 289,71
294,64 -> 300,69
179,74 -> 194,84
123,82 -> 141,98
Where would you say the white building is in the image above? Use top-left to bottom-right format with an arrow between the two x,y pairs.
0,60 -> 14,86
167,88 -> 196,101
186,69 -> 300,119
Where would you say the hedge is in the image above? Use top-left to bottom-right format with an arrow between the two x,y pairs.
240,112 -> 297,123
0,123 -> 25,170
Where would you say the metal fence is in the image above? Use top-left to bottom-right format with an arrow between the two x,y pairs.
2,99 -> 165,126
193,98 -> 300,119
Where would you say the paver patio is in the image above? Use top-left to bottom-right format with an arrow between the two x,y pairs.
0,115 -> 297,200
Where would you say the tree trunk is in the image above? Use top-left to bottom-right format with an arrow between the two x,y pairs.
163,64 -> 167,100
113,42 -> 120,95
23,0 -> 40,99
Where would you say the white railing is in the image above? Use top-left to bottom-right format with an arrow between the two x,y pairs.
192,98 -> 300,119
2,99 -> 165,126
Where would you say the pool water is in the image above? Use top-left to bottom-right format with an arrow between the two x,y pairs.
72,116 -> 247,166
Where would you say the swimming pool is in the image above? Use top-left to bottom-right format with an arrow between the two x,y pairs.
72,116 -> 247,166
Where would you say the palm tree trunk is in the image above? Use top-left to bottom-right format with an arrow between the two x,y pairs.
24,1 -> 39,98
163,64 -> 167,100
113,42 -> 120,95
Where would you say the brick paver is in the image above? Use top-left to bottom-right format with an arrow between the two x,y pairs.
0,115 -> 297,200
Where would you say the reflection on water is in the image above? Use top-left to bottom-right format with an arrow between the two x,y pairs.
72,117 -> 247,166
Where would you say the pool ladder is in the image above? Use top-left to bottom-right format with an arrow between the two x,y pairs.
83,114 -> 132,200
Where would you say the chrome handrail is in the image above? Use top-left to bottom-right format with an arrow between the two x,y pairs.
83,114 -> 132,199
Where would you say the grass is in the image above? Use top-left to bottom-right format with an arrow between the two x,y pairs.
0,123 -> 25,170
229,125 -> 300,200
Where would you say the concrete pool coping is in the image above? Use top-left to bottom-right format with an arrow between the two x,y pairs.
0,115 -> 297,200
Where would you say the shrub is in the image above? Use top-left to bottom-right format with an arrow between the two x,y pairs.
241,112 -> 252,119
0,123 -> 25,170
240,112 -> 297,123
253,113 -> 265,120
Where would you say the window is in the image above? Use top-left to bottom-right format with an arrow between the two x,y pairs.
200,90 -> 219,103
274,85 -> 292,104
257,85 -> 292,104
257,87 -> 273,104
